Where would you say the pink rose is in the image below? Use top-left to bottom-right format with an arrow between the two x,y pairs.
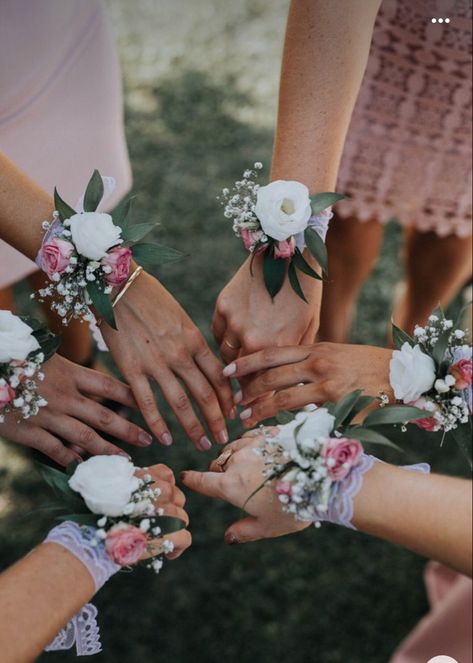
0,383 -> 15,410
411,397 -> 440,432
101,246 -> 132,287
322,437 -> 363,481
275,481 -> 292,496
449,359 -> 472,390
274,237 -> 296,259
39,237 -> 74,279
240,229 -> 268,255
105,524 -> 148,566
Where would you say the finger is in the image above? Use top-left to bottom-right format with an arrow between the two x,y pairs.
154,369 -> 211,452
211,310 -> 226,345
68,397 -> 152,448
180,470 -> 224,499
240,363 -> 311,405
224,516 -> 266,544
163,529 -> 192,560
240,384 -> 323,428
146,464 -> 176,485
129,376 -> 173,446
172,485 -> 186,509
223,346 -> 309,380
76,369 -> 137,409
194,347 -> 236,421
159,503 -> 189,527
219,337 -> 241,366
175,362 -> 229,445
20,429 -> 79,467
43,413 -> 132,458
207,437 -> 255,472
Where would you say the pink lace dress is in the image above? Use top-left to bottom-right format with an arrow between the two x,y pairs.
337,0 -> 472,237
0,0 -> 131,289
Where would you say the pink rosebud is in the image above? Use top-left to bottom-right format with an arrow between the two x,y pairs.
105,524 -> 148,566
39,237 -> 74,279
411,397 -> 440,432
274,237 -> 296,259
449,359 -> 472,390
275,481 -> 292,496
240,229 -> 268,255
101,246 -> 132,287
322,437 -> 363,481
0,383 -> 16,410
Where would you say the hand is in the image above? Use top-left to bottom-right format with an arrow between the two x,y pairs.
223,342 -> 393,428
101,271 -> 235,451
212,255 -> 322,367
181,432 -> 311,544
138,463 -> 191,560
0,355 -> 152,466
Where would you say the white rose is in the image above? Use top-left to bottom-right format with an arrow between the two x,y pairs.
273,407 -> 336,453
0,311 -> 40,363
390,342 -> 436,403
68,455 -> 140,516
255,180 -> 312,241
69,212 -> 123,260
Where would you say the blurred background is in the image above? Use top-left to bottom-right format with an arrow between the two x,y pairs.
0,1 -> 469,662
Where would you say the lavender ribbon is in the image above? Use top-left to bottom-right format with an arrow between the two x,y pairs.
294,208 -> 333,252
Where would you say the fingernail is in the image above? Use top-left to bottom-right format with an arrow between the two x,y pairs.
198,436 -> 212,451
180,471 -> 187,482
138,432 -> 153,446
233,390 -> 243,404
223,362 -> 237,377
218,430 -> 229,445
224,532 -> 238,545
240,408 -> 252,420
162,433 -> 173,447
228,407 -> 237,420
118,451 -> 132,459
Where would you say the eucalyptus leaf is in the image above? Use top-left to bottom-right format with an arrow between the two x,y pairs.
363,405 -> 429,427
122,223 -> 156,244
132,243 -> 184,267
288,261 -> 308,303
344,427 -> 401,451
54,188 -> 76,222
276,410 -> 296,425
304,228 -> 328,274
450,421 -> 473,468
263,252 -> 287,299
292,249 -> 322,280
86,281 -> 116,330
391,323 -> 415,350
83,169 -> 104,212
332,390 -> 364,428
310,192 -> 346,214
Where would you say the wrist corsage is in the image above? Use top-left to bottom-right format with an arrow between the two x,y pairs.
220,162 -> 345,300
390,306 -> 472,464
252,390 -> 429,525
35,170 -> 183,330
38,455 -> 185,574
0,311 -> 59,423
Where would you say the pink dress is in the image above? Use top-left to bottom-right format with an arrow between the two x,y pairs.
337,0 -> 472,237
0,0 -> 131,288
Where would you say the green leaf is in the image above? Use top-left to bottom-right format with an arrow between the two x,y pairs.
36,463 -> 73,497
54,188 -> 76,222
112,196 -> 135,231
56,513 -> 99,527
363,405 -> 429,427
83,169 -> 104,212
86,281 -> 116,330
263,252 -> 287,299
276,410 -> 296,425
122,223 -> 156,244
310,192 -> 346,214
66,460 -> 80,477
450,421 -> 472,468
156,516 -> 187,535
432,328 -> 452,366
304,228 -> 328,274
349,395 -> 376,420
288,261 -> 308,303
344,427 -> 401,451
332,390 -> 364,428
292,249 -> 322,281
392,323 -> 415,350
132,243 -> 184,267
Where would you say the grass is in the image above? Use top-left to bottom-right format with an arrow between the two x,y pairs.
0,71 -> 469,663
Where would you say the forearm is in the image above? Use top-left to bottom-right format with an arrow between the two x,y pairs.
271,0 -> 381,190
0,543 -> 95,663
0,151 -> 53,260
353,462 -> 472,576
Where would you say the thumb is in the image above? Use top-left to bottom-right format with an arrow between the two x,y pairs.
224,516 -> 266,545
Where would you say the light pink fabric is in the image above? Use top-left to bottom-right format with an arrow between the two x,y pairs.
0,0 -> 132,288
337,0 -> 472,237
390,561 -> 472,663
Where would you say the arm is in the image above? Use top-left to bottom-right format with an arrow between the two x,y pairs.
212,0 -> 382,362
0,464 -> 191,663
182,436 -> 472,577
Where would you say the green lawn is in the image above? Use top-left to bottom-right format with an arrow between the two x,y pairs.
0,72 -> 468,663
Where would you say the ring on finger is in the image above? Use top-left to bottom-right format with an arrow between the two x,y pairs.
223,338 -> 240,350
214,447 -> 234,472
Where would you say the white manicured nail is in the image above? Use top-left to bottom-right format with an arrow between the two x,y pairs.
240,408 -> 252,420
223,363 -> 237,376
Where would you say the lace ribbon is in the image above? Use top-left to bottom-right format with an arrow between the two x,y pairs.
44,521 -> 120,656
313,454 -> 431,529
294,208 -> 333,251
